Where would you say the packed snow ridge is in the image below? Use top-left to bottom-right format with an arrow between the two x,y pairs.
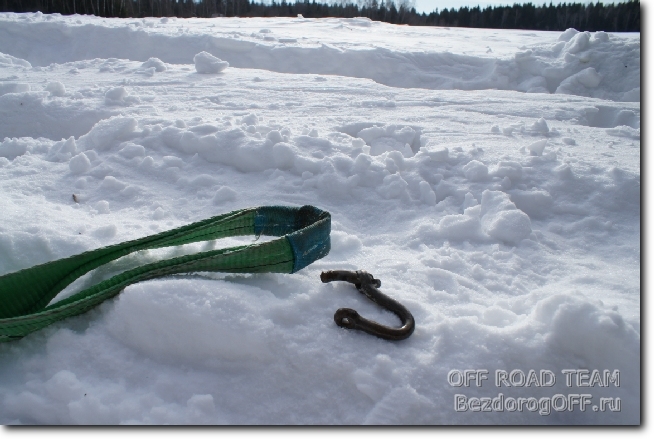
0,13 -> 640,102
0,12 -> 640,425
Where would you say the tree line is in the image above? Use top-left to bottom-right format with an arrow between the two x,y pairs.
0,0 -> 640,32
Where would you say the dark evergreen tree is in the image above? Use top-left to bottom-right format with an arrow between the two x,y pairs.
0,0 -> 640,32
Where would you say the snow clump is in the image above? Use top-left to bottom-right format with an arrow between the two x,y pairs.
45,81 -> 66,96
479,190 -> 532,244
141,57 -> 166,72
193,52 -> 229,74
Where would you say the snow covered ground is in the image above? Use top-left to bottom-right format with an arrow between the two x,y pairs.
0,13 -> 640,425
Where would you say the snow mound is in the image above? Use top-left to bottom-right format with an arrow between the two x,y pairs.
141,57 -> 166,72
0,15 -> 640,101
480,190 -> 532,244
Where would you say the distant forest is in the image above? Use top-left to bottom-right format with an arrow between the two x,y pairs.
0,0 -> 641,31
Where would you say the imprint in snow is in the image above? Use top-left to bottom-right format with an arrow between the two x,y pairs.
193,51 -> 229,74
480,190 -> 532,245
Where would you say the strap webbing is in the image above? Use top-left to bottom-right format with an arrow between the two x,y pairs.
0,205 -> 331,341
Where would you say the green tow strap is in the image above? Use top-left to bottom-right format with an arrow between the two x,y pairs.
0,205 -> 331,342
